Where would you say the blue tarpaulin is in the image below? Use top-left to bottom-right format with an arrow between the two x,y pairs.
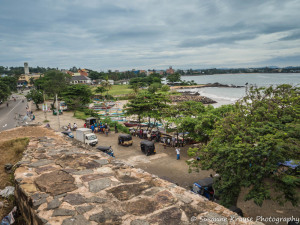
279,160 -> 300,169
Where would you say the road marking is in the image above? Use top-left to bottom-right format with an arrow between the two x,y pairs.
0,100 -> 23,125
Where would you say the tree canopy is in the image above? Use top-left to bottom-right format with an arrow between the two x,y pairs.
0,80 -> 11,102
34,70 -> 71,107
61,84 -> 93,110
166,72 -> 181,83
26,89 -> 43,110
188,84 -> 300,207
124,92 -> 170,126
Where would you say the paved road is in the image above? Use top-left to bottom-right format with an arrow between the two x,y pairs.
0,94 -> 29,132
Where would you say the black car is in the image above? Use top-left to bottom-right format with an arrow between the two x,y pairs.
61,131 -> 74,138
118,134 -> 133,146
140,140 -> 156,156
96,146 -> 114,157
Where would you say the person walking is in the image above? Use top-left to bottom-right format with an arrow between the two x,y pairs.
147,131 -> 151,141
91,124 -> 95,133
176,148 -> 180,160
115,124 -> 118,133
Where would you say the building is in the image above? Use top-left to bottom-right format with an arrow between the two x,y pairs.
70,75 -> 92,84
78,69 -> 88,76
166,66 -> 174,75
17,73 -> 43,88
24,62 -> 29,75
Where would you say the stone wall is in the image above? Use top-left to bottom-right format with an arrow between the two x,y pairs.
14,134 -> 263,225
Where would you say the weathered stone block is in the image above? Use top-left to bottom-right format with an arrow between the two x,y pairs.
88,178 -> 111,193
35,170 -> 77,196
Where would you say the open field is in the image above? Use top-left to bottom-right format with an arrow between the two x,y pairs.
93,84 -> 133,96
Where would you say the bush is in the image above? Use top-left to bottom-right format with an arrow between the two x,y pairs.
101,117 -> 129,134
161,85 -> 170,92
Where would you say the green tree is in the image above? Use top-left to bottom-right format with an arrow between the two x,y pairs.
1,76 -> 17,92
148,83 -> 161,93
101,76 -> 112,99
61,84 -> 92,111
124,92 -> 170,126
95,86 -> 107,99
26,89 -> 43,110
161,85 -> 170,92
35,70 -> 71,107
189,85 -> 300,207
0,80 -> 11,102
130,83 -> 142,94
166,72 -> 181,84
29,77 -> 35,86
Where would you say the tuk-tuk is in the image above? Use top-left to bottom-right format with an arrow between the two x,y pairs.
96,146 -> 114,157
53,109 -> 63,115
192,177 -> 243,216
192,177 -> 215,200
118,134 -> 133,146
140,140 -> 156,156
85,117 -> 98,128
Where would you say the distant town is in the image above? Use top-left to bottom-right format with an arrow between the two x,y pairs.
1,64 -> 300,88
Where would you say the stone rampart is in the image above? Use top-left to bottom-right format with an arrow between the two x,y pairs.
14,133 -> 263,225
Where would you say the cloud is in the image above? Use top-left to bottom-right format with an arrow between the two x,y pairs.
0,0 -> 300,70
279,30 -> 300,41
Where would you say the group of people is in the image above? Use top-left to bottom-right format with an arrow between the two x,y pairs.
130,128 -> 161,142
26,106 -> 35,121
67,123 -> 77,131
84,122 -> 110,136
162,136 -> 184,148
129,127 -> 183,160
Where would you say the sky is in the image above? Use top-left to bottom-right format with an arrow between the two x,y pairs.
1,0 -> 300,71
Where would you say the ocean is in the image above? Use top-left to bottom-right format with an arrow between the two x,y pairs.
177,73 -> 300,107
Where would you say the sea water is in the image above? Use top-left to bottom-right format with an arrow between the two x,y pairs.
178,73 -> 300,107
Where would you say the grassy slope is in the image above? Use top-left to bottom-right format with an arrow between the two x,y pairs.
0,138 -> 29,222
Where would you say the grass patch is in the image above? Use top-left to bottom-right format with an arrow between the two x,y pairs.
43,120 -> 50,123
92,85 -> 133,96
0,138 -> 29,221
74,111 -> 89,120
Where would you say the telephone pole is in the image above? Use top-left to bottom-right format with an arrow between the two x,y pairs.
56,94 -> 60,130
43,91 -> 47,121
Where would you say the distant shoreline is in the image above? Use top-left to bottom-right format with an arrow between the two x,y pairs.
181,72 -> 300,76
170,82 -> 244,90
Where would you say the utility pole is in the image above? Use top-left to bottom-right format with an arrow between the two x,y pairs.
43,91 -> 47,121
56,94 -> 60,130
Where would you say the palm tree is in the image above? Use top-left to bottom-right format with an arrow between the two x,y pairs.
29,77 -> 35,86
101,76 -> 112,100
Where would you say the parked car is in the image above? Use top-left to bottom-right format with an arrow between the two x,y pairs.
118,134 -> 133,146
96,146 -> 114,157
192,176 -> 243,217
140,140 -> 156,156
61,131 -> 74,138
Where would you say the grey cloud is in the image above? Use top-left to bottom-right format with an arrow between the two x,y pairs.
179,33 -> 258,48
279,30 -> 300,41
0,0 -> 300,70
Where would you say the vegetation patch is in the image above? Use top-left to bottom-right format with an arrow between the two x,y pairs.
0,138 -> 29,223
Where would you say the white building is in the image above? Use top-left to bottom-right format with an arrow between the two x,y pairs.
70,75 -> 92,84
